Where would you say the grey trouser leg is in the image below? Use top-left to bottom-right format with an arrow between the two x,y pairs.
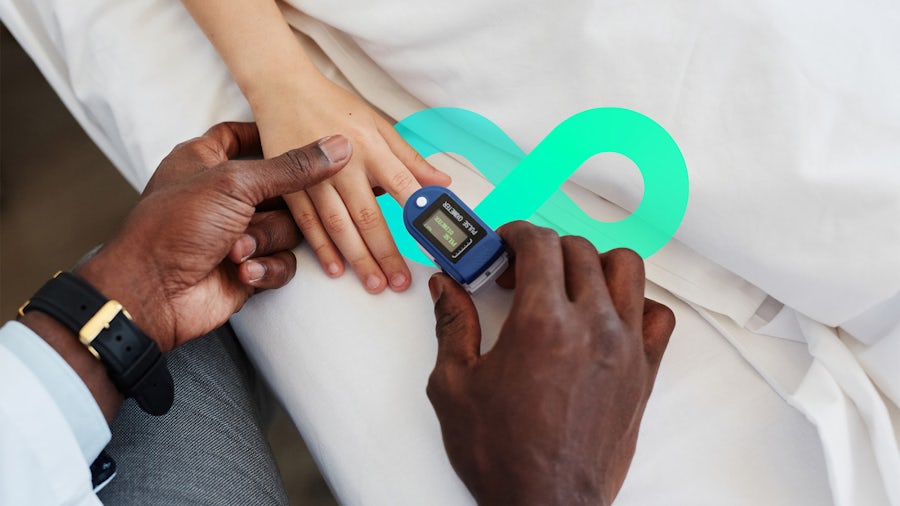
97,324 -> 288,505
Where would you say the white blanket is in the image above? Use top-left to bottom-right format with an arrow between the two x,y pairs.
3,0 -> 898,504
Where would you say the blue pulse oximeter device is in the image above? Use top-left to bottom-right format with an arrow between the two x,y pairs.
403,186 -> 509,294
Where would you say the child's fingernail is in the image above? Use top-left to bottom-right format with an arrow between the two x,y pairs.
366,275 -> 383,291
390,273 -> 407,288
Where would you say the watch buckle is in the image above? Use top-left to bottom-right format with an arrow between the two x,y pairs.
79,300 -> 124,360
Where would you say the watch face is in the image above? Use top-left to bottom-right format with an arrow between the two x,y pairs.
413,194 -> 486,263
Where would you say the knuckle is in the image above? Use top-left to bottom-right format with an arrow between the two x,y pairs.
533,225 -> 561,242
213,165 -> 248,197
388,170 -> 416,193
312,241 -> 336,257
647,301 -> 677,335
322,212 -> 350,234
344,248 -> 376,269
354,206 -> 384,230
606,247 -> 643,269
374,250 -> 401,265
534,310 -> 567,336
597,318 -> 642,358
177,138 -> 205,156
203,123 -> 230,142
435,306 -> 469,339
219,121 -> 244,140
293,210 -> 321,232
514,297 -> 567,335
603,247 -> 645,279
496,219 -> 528,238
281,148 -> 315,177
426,369 -> 446,399
426,370 -> 453,408
256,221 -> 279,251
596,315 -> 628,343
426,363 -> 464,407
169,138 -> 196,157
561,235 -> 596,253
184,137 -> 221,162
516,225 -> 561,250
505,221 -> 558,247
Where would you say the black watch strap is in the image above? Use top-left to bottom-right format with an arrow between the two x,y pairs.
20,272 -> 174,415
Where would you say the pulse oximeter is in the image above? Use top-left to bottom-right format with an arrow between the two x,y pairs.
403,186 -> 509,294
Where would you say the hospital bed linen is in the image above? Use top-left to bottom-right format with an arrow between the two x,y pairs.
2,0 -> 897,504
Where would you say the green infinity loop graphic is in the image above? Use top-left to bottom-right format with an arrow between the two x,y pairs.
378,107 -> 689,265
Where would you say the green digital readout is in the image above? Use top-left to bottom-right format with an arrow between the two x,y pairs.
423,209 -> 464,254
412,193 -> 485,264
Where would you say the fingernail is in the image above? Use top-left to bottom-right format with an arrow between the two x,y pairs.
366,275 -> 383,291
428,275 -> 443,302
390,273 -> 407,288
326,262 -> 341,276
246,261 -> 267,282
318,135 -> 351,163
236,234 -> 257,262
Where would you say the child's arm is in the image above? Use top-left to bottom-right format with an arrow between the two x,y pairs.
180,0 -> 451,293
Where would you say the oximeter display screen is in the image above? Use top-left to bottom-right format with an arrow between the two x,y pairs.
423,209 -> 466,253
414,195 -> 485,263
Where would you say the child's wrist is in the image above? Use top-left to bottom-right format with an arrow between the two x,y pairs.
244,68 -> 328,114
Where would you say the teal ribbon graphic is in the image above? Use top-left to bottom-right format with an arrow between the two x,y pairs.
379,107 -> 689,265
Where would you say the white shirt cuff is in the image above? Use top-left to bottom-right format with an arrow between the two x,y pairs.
0,320 -> 111,464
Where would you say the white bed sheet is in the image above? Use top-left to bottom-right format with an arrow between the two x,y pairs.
2,0 -> 898,504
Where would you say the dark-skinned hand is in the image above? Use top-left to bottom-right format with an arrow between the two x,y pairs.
73,122 -> 350,353
426,221 -> 675,505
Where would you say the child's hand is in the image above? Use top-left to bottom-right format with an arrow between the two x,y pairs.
253,75 -> 451,293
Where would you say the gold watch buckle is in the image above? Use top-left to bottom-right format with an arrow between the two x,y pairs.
79,300 -> 132,360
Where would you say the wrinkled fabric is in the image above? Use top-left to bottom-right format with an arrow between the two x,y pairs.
2,0 -> 897,503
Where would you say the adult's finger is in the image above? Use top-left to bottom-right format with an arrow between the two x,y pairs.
560,235 -> 605,303
147,123 -> 266,195
496,221 -> 565,302
642,298 -> 676,375
256,196 -> 288,213
202,121 -> 264,161
431,273 -> 482,369
229,135 -> 352,206
237,250 -> 297,290
228,210 -> 302,263
599,248 -> 646,325
495,253 -> 517,290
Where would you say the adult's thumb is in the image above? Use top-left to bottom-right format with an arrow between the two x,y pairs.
430,273 -> 481,367
235,135 -> 351,205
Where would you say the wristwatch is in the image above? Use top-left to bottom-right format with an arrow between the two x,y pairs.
19,272 -> 174,415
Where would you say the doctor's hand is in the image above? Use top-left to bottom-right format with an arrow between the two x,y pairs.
74,122 -> 350,353
426,221 -> 675,506
252,75 -> 451,294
